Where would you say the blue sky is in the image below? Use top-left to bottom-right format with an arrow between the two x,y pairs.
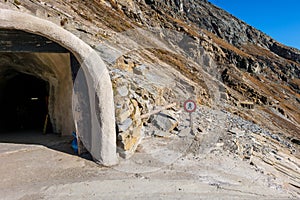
208,0 -> 300,50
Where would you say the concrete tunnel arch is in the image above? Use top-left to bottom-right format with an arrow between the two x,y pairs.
0,9 -> 118,166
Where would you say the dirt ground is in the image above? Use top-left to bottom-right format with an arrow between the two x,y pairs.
0,130 -> 296,200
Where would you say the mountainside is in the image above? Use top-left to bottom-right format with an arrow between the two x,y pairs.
1,0 -> 300,197
141,0 -> 300,135
118,0 -> 300,133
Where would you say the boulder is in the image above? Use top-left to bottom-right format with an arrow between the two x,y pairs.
152,111 -> 178,132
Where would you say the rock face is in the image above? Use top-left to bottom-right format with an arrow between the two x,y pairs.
0,0 -> 300,194
111,0 -> 300,146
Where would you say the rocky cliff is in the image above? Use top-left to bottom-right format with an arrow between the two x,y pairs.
1,0 -> 300,196
111,0 -> 300,138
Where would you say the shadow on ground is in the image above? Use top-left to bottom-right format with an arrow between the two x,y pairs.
0,130 -> 75,155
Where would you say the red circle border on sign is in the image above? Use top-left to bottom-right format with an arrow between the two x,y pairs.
183,100 -> 197,113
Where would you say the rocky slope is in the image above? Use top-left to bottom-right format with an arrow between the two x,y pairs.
117,0 -> 300,134
1,0 -> 300,197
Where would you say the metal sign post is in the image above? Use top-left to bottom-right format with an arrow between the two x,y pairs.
184,100 -> 197,135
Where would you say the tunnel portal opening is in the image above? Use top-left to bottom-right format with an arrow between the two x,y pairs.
0,28 -> 80,137
0,28 -> 78,152
0,8 -> 119,165
0,72 -> 51,132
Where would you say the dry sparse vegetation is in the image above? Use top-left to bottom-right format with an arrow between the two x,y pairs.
70,0 -> 133,32
202,29 -> 251,58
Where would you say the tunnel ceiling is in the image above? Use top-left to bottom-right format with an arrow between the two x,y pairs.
0,29 -> 69,53
0,29 -> 80,82
0,28 -> 76,81
0,52 -> 57,81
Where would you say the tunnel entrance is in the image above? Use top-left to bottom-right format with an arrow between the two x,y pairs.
0,8 -> 118,165
0,72 -> 50,132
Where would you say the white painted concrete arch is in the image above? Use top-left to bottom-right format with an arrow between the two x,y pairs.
0,9 -> 118,166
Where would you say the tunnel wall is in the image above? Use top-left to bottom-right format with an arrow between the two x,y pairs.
0,9 -> 118,166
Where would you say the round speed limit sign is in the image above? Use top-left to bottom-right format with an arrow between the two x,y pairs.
184,100 -> 197,113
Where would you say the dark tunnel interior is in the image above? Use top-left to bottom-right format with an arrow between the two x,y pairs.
0,72 -> 50,133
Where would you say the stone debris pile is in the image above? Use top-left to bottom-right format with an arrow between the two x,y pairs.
189,107 -> 300,194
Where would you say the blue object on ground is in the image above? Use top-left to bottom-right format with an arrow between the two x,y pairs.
71,131 -> 78,155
